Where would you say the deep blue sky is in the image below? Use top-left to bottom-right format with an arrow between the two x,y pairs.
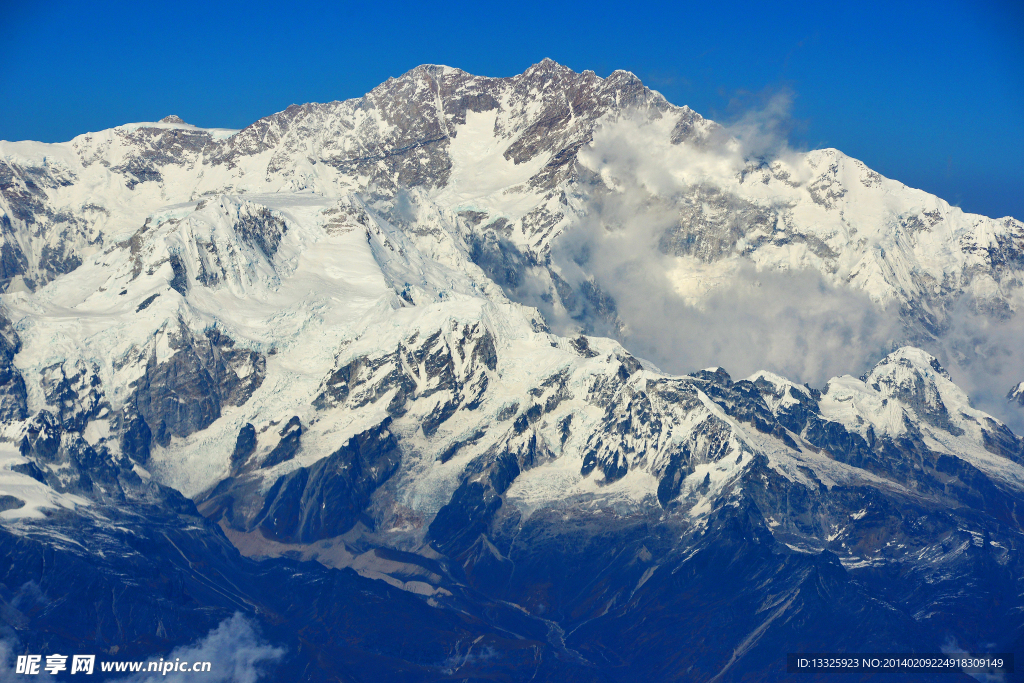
2,0 -> 1021,219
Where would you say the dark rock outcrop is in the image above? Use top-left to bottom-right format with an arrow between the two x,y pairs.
122,324 -> 266,454
40,359 -> 108,432
255,419 -> 400,542
230,423 -> 257,468
0,311 -> 27,421
262,416 -> 302,469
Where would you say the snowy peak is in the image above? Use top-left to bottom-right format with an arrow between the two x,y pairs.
1010,381 -> 1024,406
864,348 -> 965,428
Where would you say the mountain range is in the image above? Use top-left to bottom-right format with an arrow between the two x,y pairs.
1,60 -> 1023,681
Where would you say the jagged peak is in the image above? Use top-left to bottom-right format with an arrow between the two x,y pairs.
855,346 -> 979,436
528,57 -> 569,73
520,59 -> 646,89
376,63 -> 471,89
607,68 -> 642,82
868,346 -> 951,381
407,63 -> 468,79
745,369 -> 809,394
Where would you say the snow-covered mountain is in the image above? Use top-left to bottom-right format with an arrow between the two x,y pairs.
4,61 -> 1021,320
2,61 -> 1023,681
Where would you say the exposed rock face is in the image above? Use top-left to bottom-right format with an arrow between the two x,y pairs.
0,311 -> 27,421
17,409 -> 142,500
262,416 -> 302,469
41,359 -> 108,432
124,324 -> 265,454
232,203 -> 288,259
0,156 -> 101,291
230,422 -> 257,468
254,420 -> 401,543
428,429 -> 546,561
312,323 -> 497,430
659,185 -> 782,263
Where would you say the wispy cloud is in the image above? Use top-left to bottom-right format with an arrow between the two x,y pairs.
538,97 -> 899,386
549,217 -> 901,386
0,636 -> 19,683
930,296 -> 1024,432
120,613 -> 284,683
715,87 -> 801,162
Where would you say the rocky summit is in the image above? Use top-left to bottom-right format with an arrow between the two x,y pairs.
1,61 -> 1023,681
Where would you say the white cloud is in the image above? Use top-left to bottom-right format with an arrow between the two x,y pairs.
0,637 -> 18,683
550,219 -> 902,386
120,613 -> 284,683
930,297 -> 1024,433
